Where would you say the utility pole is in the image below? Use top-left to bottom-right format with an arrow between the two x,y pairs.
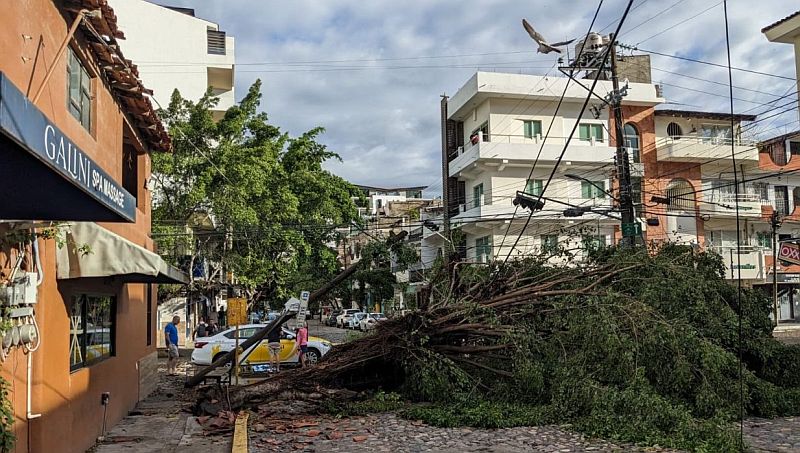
609,35 -> 637,247
771,211 -> 782,325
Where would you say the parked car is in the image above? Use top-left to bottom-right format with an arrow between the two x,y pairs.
348,312 -> 367,329
190,324 -> 333,366
336,309 -> 361,328
359,312 -> 387,331
325,310 -> 342,327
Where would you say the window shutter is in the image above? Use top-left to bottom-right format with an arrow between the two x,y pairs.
579,124 -> 590,141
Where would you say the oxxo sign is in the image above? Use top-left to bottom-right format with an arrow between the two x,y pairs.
778,242 -> 800,265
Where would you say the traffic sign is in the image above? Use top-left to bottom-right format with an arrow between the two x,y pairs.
778,242 -> 800,265
227,298 -> 247,326
621,222 -> 642,237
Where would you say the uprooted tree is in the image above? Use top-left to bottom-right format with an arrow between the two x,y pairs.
199,244 -> 800,451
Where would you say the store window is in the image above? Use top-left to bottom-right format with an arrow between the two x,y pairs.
67,48 -> 92,131
70,294 -> 115,371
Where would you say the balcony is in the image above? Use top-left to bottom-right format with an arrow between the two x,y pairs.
708,246 -> 766,280
449,133 -> 616,177
700,193 -> 764,218
656,135 -> 758,163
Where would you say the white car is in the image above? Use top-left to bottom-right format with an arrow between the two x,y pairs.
190,324 -> 333,366
336,309 -> 361,328
348,312 -> 367,329
360,313 -> 387,331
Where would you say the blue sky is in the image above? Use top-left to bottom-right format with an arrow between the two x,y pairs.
150,0 -> 798,194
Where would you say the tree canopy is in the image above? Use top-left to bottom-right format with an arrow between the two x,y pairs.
151,81 -> 361,303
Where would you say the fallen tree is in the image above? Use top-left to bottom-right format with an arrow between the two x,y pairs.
199,245 -> 800,451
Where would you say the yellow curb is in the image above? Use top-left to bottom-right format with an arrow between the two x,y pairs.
232,411 -> 248,453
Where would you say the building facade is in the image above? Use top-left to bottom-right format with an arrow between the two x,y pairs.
108,0 -> 236,119
0,1 -> 185,452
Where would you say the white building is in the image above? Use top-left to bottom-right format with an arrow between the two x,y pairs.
108,1 -> 235,119
440,71 -> 662,263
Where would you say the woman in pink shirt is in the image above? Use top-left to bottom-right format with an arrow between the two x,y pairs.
297,323 -> 309,367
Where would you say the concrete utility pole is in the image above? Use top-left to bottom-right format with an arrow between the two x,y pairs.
608,36 -> 638,247
771,211 -> 782,325
440,95 -> 451,267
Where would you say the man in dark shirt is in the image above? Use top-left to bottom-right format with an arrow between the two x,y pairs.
267,327 -> 281,373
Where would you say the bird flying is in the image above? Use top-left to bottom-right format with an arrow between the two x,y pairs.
522,19 -> 575,54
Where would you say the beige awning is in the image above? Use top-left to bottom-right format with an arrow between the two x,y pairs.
57,222 -> 188,285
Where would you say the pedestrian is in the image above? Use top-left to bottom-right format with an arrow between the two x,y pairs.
297,322 -> 309,367
165,315 -> 180,375
207,321 -> 218,336
193,319 -> 207,340
267,326 -> 281,373
218,307 -> 226,327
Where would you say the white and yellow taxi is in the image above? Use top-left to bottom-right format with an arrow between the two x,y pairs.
190,324 -> 332,366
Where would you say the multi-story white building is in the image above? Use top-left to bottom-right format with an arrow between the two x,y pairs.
439,71 -> 662,263
108,1 -> 235,119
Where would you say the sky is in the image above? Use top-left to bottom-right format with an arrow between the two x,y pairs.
145,0 -> 798,195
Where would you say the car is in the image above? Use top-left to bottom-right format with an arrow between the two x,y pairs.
336,309 -> 361,328
325,310 -> 342,327
359,312 -> 387,331
348,312 -> 367,329
190,323 -> 333,367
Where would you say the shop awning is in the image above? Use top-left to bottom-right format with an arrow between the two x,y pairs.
57,222 -> 188,285
0,72 -> 136,222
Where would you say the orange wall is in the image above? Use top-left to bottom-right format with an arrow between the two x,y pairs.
0,1 -> 157,451
611,105 -> 705,245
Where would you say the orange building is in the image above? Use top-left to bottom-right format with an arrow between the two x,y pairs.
0,1 -> 185,452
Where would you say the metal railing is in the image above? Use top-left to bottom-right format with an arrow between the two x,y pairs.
657,135 -> 756,147
207,30 -> 227,55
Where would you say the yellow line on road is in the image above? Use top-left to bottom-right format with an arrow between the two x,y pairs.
232,411 -> 248,453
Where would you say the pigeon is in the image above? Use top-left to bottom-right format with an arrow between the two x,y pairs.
522,19 -> 575,54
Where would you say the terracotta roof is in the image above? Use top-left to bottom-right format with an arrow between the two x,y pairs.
654,109 -> 757,122
762,11 -> 800,33
63,0 -> 171,152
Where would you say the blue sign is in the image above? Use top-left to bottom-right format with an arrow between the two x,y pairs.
0,72 -> 136,221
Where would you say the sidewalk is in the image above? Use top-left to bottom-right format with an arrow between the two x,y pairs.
89,359 -> 230,453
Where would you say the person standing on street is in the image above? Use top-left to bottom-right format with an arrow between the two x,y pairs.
267,326 -> 281,373
165,315 -> 180,375
297,322 -> 309,367
193,319 -> 207,340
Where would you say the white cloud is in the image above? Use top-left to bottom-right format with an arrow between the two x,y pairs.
150,0 -> 799,193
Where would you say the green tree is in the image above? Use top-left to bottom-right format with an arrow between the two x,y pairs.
151,81 -> 360,301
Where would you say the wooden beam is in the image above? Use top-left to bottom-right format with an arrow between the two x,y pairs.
232,412 -> 248,453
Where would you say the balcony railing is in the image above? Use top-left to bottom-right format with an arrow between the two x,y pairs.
207,30 -> 227,55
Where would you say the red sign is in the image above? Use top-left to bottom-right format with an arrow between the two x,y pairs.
778,242 -> 800,265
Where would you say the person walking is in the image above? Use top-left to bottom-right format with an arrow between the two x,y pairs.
192,319 -> 207,340
165,315 -> 180,375
267,326 -> 281,373
218,307 -> 227,327
297,322 -> 309,367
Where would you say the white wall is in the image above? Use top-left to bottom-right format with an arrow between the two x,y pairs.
109,0 -> 235,112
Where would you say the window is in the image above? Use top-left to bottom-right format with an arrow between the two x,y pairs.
525,179 -> 543,196
775,186 -> 790,215
471,122 -> 490,143
700,125 -> 732,144
579,123 -> 604,142
582,235 -> 606,252
665,179 -> 694,212
523,120 -> 542,139
473,183 -> 484,209
122,143 -> 139,205
790,140 -> 800,156
67,48 -> 92,130
223,327 -> 257,339
541,234 -> 559,253
581,180 -> 606,199
70,294 -> 115,371
475,236 -> 492,262
631,176 -> 643,217
756,232 -> 771,249
623,123 -> 640,163
666,122 -> 683,138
